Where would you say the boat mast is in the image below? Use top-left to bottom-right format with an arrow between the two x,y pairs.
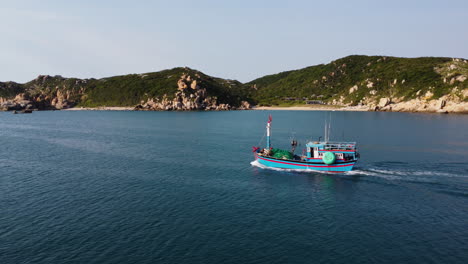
324,113 -> 331,142
266,115 -> 272,149
324,118 -> 328,142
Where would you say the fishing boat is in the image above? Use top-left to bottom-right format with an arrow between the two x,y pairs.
252,115 -> 359,173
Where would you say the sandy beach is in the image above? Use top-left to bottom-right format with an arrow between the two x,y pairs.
64,107 -> 134,111
252,105 -> 369,111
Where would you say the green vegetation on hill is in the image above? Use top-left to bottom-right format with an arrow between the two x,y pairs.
79,68 -> 184,107
76,67 -> 250,107
0,82 -> 25,98
7,67 -> 252,108
248,55 -> 467,106
2,55 -> 467,109
80,67 -> 250,107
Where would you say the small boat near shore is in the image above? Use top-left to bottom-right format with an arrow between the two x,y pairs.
13,109 -> 33,114
252,115 -> 359,173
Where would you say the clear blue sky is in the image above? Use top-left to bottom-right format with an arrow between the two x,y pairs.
1,0 -> 467,83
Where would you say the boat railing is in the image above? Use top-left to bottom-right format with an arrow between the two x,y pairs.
323,142 -> 356,150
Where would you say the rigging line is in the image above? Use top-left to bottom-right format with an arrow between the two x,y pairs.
341,112 -> 345,141
257,130 -> 266,147
324,111 -> 327,142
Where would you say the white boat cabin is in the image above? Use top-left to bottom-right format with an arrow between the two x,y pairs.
305,141 -> 357,161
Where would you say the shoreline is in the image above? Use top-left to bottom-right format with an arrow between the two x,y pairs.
62,105 -> 366,112
36,104 -> 466,114
252,105 -> 369,111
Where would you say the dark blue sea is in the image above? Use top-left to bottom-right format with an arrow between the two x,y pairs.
1,110 -> 468,264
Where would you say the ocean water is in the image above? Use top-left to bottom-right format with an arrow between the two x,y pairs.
1,110 -> 467,264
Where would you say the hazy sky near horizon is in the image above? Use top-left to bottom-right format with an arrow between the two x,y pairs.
1,0 -> 467,83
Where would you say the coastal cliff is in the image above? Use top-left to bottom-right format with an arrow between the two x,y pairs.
1,55 -> 467,113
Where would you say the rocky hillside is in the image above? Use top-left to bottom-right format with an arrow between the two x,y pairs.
1,55 -> 467,113
248,55 -> 468,113
0,68 -> 252,111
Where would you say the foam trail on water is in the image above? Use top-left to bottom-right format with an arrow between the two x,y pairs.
252,160 -> 464,181
345,169 -> 403,180
347,166 -> 466,183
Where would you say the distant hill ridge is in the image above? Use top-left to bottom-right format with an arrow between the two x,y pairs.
0,67 -> 251,111
1,55 -> 467,112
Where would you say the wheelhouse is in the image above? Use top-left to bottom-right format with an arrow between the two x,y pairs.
305,141 -> 357,161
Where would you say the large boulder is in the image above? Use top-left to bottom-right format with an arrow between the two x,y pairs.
455,75 -> 467,82
349,85 -> 358,94
239,101 -> 251,110
190,80 -> 199,89
14,93 -> 30,101
177,79 -> 188,90
378,97 -> 391,107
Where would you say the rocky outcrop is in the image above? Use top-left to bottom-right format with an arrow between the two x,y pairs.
361,88 -> 468,113
0,92 -> 77,111
238,100 -> 252,110
378,97 -> 391,107
135,74 -> 251,111
376,98 -> 467,113
0,91 -> 76,111
349,85 -> 358,94
49,89 -> 74,109
327,58 -> 468,113
0,93 -> 34,111
0,75 -> 85,111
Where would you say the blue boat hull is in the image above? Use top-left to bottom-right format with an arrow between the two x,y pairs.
255,154 -> 356,173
